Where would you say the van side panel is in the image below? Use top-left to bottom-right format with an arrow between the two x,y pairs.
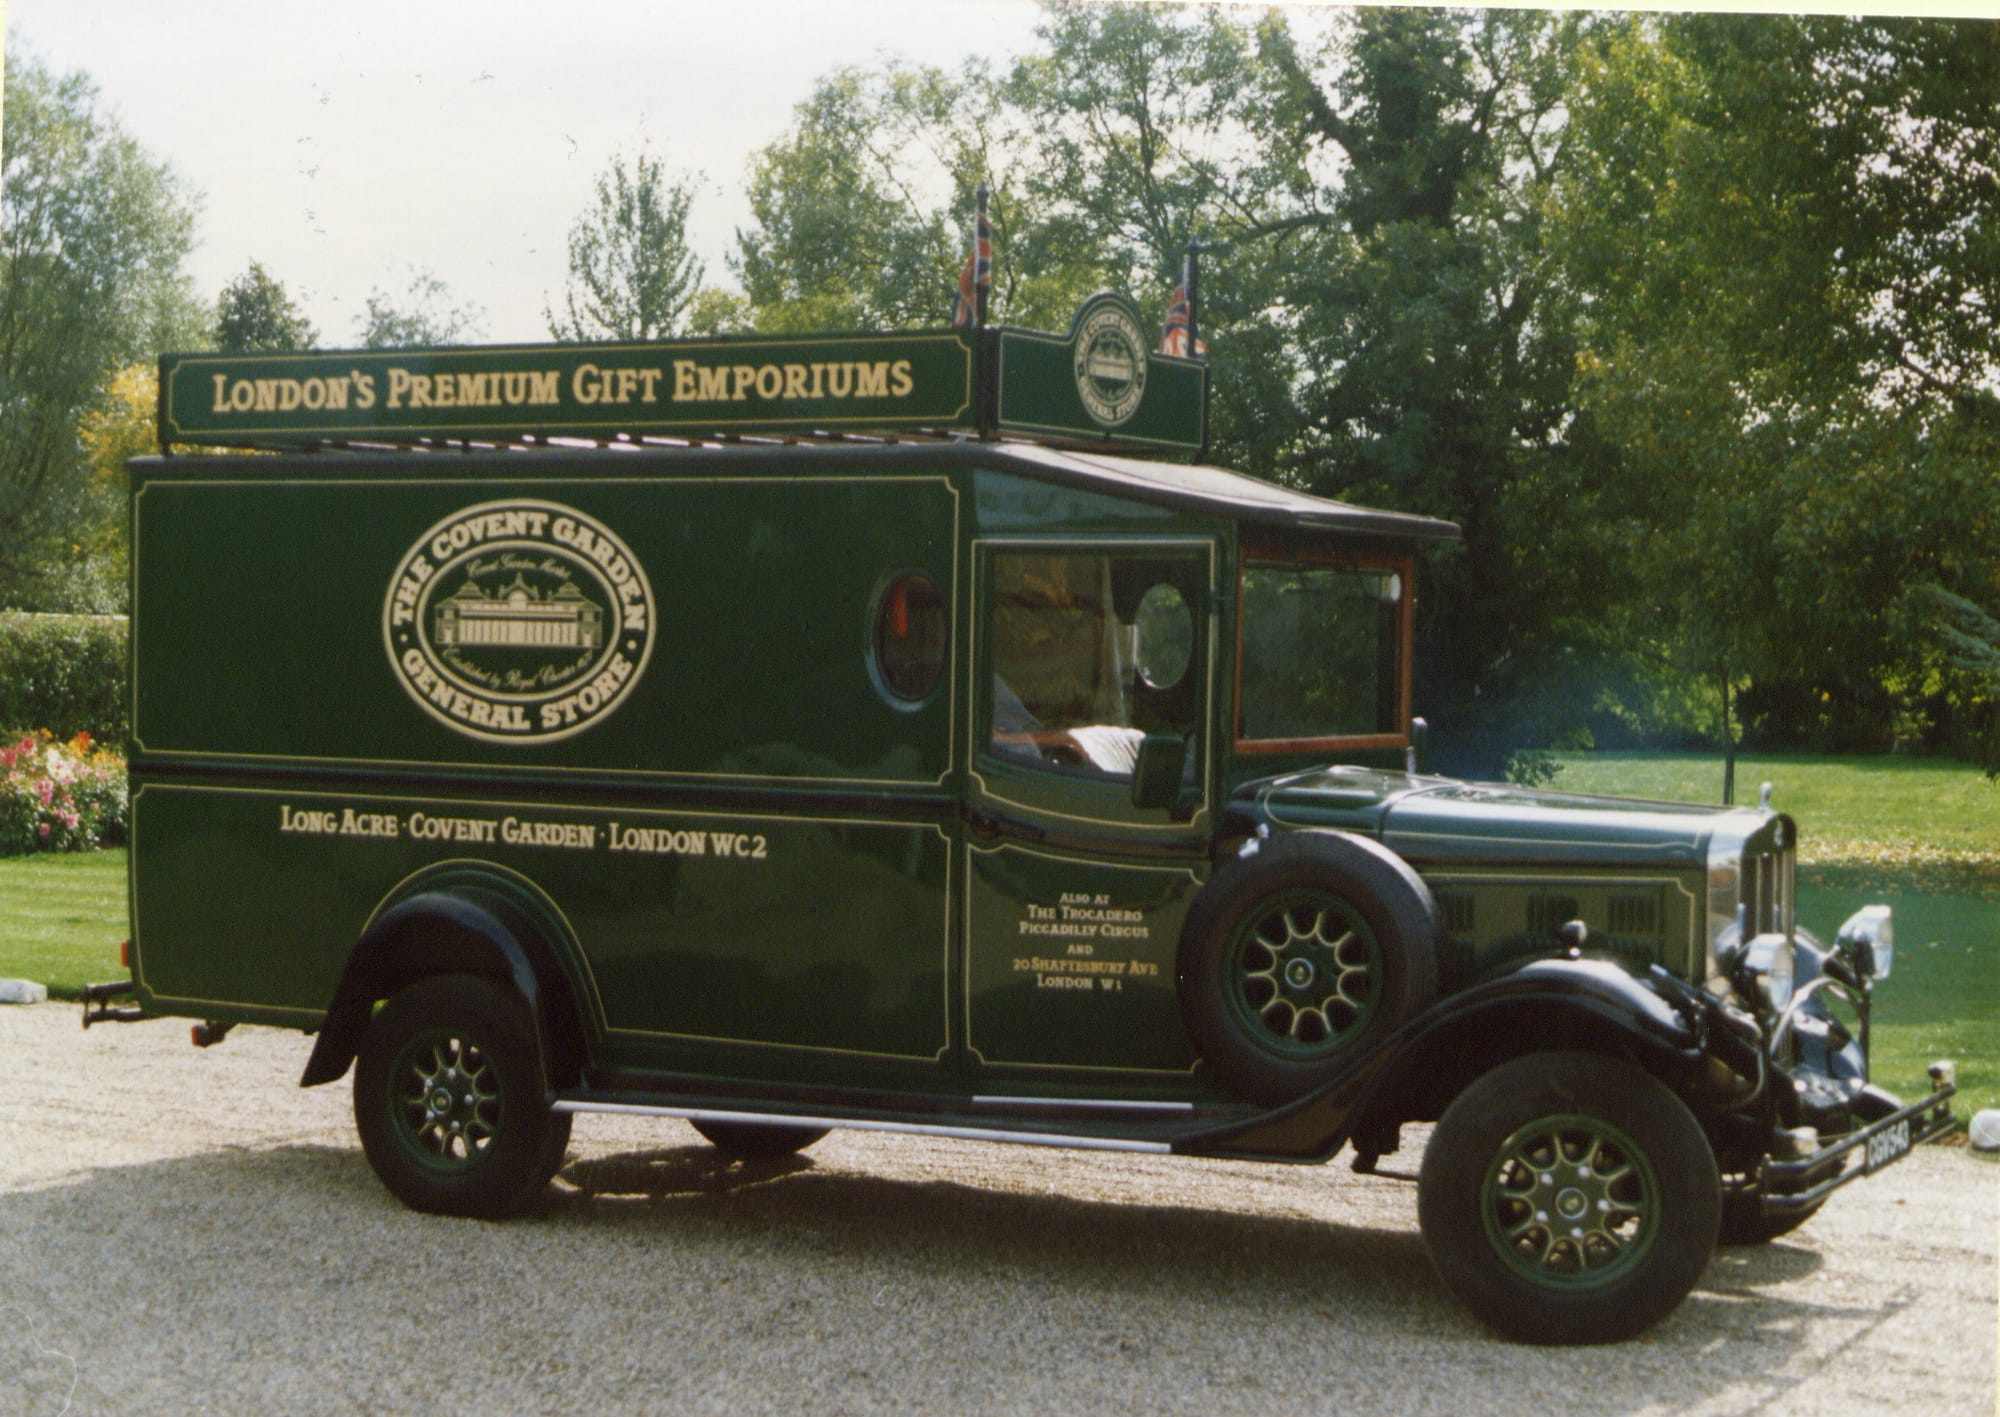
128,460 -> 960,1083
131,468 -> 958,784
128,783 -> 951,1065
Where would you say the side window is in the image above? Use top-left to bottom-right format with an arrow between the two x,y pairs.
985,550 -> 1202,781
1238,559 -> 1406,746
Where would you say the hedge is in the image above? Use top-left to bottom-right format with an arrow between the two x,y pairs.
0,614 -> 128,743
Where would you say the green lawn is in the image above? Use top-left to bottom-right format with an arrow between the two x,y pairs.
1549,749 -> 2000,865
0,848 -> 127,996
3,757 -> 1994,1114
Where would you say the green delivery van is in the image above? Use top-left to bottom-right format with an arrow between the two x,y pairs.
86,290 -> 1956,1344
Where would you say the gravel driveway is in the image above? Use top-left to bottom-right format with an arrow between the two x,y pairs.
2,1002 -> 1993,1415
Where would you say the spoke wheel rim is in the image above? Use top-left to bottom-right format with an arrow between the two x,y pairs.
1223,891 -> 1381,1060
388,1027 -> 504,1174
1481,1112 -> 1660,1291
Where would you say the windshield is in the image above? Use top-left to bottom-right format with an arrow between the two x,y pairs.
1238,558 -> 1406,745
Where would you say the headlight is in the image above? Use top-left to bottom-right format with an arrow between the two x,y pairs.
1739,932 -> 1797,1010
1837,904 -> 1894,980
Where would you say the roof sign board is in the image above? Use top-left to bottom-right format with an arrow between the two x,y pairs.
161,331 -> 976,448
157,293 -> 1207,454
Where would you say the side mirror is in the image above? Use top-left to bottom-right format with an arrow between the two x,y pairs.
1130,734 -> 1188,811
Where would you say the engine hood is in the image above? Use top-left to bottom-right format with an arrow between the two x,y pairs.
1236,765 -> 1770,870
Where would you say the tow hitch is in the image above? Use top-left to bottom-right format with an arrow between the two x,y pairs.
80,979 -> 143,1029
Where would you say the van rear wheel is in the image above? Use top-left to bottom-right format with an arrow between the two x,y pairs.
355,974 -> 559,1218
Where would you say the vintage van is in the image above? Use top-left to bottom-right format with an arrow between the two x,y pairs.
87,292 -> 1955,1344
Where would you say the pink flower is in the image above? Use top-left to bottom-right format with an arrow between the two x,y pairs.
36,779 -> 53,807
37,822 -> 50,839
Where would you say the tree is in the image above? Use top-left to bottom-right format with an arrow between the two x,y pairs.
1,47 -> 201,608
1003,6 -> 1304,473
546,147 -> 704,341
1549,15 -> 2000,767
733,66 -> 973,333
355,266 -> 485,349
1257,9 -> 1612,775
66,362 -> 156,608
214,260 -> 315,352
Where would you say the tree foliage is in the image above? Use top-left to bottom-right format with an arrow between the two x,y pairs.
547,147 -> 705,342
720,7 -> 2000,770
213,260 -> 316,353
733,67 -> 969,333
355,266 -> 486,349
1550,14 -> 2000,762
0,47 -> 200,610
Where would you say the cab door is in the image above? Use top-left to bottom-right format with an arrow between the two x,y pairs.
961,538 -> 1218,1084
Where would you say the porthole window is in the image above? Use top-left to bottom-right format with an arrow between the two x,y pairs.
874,572 -> 947,702
1134,583 -> 1194,690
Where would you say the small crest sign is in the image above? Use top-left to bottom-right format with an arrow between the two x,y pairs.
993,293 -> 1205,450
1071,298 -> 1150,428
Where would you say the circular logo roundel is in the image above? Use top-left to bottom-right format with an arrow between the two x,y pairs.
383,499 -> 656,744
1072,301 -> 1148,428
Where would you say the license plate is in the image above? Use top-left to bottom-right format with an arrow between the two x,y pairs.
1864,1117 -> 1913,1172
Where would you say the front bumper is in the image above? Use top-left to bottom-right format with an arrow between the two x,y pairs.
1759,1077 -> 1960,1214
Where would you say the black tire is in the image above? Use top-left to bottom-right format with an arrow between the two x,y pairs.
354,974 -> 560,1218
1717,1174 -> 1822,1245
1177,830 -> 1438,1105
1417,1051 -> 1721,1345
691,1119 -> 829,1160
535,1112 -> 577,1189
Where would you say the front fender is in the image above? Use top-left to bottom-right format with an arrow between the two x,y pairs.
1176,958 -> 1707,1162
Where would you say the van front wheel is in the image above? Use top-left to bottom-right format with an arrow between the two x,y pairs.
1417,1051 -> 1720,1344
355,974 -> 561,1218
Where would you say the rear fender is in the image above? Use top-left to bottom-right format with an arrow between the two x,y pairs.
300,866 -> 593,1089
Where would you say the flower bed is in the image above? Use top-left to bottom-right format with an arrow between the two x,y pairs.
0,731 -> 128,854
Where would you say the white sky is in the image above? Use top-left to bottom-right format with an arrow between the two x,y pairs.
6,1 -> 1998,347
3,0 -> 1047,343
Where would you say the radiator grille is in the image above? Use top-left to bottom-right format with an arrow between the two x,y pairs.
1527,893 -> 1582,936
1740,846 -> 1795,938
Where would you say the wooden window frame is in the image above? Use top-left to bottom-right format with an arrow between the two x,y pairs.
1233,542 -> 1414,757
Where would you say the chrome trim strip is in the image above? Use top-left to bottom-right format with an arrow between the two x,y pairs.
969,1096 -> 1196,1114
550,1099 -> 1175,1154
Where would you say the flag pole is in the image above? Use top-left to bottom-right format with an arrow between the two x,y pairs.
975,182 -> 991,329
1185,238 -> 1202,360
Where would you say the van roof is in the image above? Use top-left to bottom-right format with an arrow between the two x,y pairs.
138,437 -> 1461,545
995,443 -> 1461,543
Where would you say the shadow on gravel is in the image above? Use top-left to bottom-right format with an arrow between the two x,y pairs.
1,1139 -> 1928,1413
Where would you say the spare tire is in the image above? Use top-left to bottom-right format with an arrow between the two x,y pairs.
1177,830 -> 1438,1106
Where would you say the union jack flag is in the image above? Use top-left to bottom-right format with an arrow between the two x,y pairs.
1159,279 -> 1205,357
950,186 -> 993,328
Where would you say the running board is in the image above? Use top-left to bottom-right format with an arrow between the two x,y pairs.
970,1095 -> 1194,1114
551,1098 -> 1174,1154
